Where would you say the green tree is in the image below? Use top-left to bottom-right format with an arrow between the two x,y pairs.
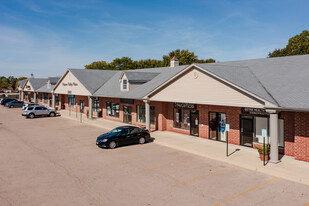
162,49 -> 198,66
84,61 -> 111,70
84,49 -> 215,70
0,78 -> 9,89
269,30 -> 309,57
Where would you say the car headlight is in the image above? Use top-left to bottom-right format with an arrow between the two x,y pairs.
101,139 -> 108,142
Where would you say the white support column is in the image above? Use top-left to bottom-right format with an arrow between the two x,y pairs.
33,92 -> 37,103
88,96 -> 93,119
267,109 -> 280,163
144,99 -> 151,131
51,93 -> 55,108
21,91 -> 24,101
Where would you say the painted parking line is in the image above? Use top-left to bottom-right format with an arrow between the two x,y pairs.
170,165 -> 236,187
139,156 -> 204,173
120,149 -> 177,163
214,177 -> 279,206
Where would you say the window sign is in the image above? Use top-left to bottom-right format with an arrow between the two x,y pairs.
225,124 -> 230,132
262,129 -> 267,139
176,112 -> 179,123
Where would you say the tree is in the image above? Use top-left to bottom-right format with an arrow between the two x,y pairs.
162,49 -> 198,66
84,49 -> 215,70
0,78 -> 9,89
84,61 -> 111,70
268,30 -> 309,57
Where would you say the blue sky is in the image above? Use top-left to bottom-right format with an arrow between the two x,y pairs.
0,0 -> 308,77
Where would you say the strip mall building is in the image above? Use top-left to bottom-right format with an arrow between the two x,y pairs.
21,55 -> 309,163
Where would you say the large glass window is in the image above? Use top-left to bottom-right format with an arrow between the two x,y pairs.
44,93 -> 48,104
69,97 -> 75,108
173,108 -> 190,130
278,119 -> 284,148
39,94 -> 42,102
55,95 -> 59,106
107,102 -> 119,118
93,98 -> 100,112
136,105 -> 155,124
254,117 -> 269,144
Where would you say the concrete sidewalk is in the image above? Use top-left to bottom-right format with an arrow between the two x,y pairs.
59,110 -> 309,186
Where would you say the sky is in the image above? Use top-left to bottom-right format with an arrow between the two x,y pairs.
0,0 -> 308,78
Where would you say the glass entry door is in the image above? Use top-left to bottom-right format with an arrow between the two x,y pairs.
241,116 -> 254,147
123,106 -> 132,124
190,110 -> 199,136
209,112 -> 226,142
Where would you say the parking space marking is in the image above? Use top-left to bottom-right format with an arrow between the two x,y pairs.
170,165 -> 236,187
214,177 -> 279,206
139,156 -> 204,173
119,149 -> 177,163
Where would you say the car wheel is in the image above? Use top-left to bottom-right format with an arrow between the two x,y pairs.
109,141 -> 116,149
9,105 -> 13,108
49,112 -> 55,117
139,137 -> 146,144
28,113 -> 35,119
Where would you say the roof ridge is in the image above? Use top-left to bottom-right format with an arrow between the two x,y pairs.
247,68 -> 279,106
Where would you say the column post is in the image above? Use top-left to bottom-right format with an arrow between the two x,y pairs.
21,91 -> 24,101
267,109 -> 280,163
52,93 -> 56,108
88,96 -> 93,119
143,99 -> 151,131
33,92 -> 37,103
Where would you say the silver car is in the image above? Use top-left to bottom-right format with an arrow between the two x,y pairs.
22,103 -> 39,110
22,105 -> 56,118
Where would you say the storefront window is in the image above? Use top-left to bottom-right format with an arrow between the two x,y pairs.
278,119 -> 284,147
44,93 -> 48,104
254,117 -> 269,144
107,102 -> 119,118
55,95 -> 59,106
136,105 -> 155,124
39,94 -> 42,102
69,97 -> 75,108
93,98 -> 100,112
173,109 -> 190,130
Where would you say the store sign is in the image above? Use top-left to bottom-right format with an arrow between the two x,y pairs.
242,107 -> 268,115
62,82 -> 78,86
174,102 -> 196,109
120,98 -> 134,104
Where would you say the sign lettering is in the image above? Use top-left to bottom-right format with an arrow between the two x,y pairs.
174,103 -> 196,110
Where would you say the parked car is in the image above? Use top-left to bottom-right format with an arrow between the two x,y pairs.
6,100 -> 24,108
96,126 -> 151,149
22,103 -> 39,110
0,98 -> 15,105
22,105 -> 56,118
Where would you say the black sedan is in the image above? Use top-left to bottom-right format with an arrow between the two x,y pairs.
96,126 -> 151,149
0,98 -> 15,105
6,100 -> 24,108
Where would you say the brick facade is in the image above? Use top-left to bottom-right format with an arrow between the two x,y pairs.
58,95 -> 309,162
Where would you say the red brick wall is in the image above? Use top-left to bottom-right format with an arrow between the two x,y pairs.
280,112 -> 295,156
294,112 -> 309,162
161,103 -> 241,144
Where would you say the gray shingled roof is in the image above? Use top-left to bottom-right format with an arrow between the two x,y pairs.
48,77 -> 60,85
69,69 -> 119,94
28,78 -> 48,91
18,79 -> 27,88
196,54 -> 309,110
93,66 -> 188,99
124,71 -> 159,83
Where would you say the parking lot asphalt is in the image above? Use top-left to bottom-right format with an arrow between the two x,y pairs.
0,106 -> 309,206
